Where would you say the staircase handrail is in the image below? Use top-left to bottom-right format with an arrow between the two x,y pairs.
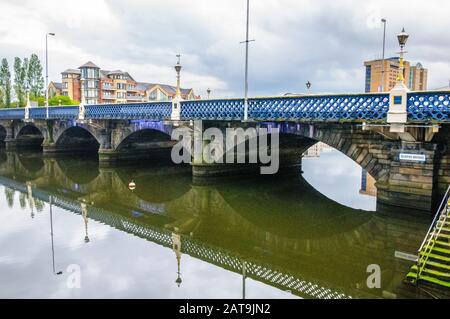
418,185 -> 450,253
416,185 -> 450,282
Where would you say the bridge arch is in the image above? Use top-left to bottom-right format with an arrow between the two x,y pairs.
274,123 -> 391,183
55,126 -> 100,153
307,137 -> 386,183
116,128 -> 173,152
15,124 -> 44,150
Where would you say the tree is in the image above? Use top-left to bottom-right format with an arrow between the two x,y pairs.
49,95 -> 77,106
27,54 -> 44,99
0,58 -> 12,108
13,57 -> 29,107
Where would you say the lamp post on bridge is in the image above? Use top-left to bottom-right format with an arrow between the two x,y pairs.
387,28 -> 410,132
396,28 -> 409,86
170,54 -> 183,121
175,54 -> 182,98
45,33 -> 56,118
241,0 -> 255,121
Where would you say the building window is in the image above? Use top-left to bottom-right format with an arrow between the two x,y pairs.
365,65 -> 371,93
149,90 -> 158,101
81,68 -> 99,79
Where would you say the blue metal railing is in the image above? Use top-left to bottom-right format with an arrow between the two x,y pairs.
0,92 -> 448,122
407,91 -> 450,122
85,102 -> 171,120
0,108 -> 25,119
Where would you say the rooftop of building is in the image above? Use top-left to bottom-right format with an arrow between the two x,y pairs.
61,69 -> 81,75
364,57 -> 426,69
50,82 -> 63,90
79,61 -> 100,69
136,82 -> 193,95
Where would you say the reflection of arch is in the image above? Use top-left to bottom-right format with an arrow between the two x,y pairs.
18,153 -> 45,174
55,126 -> 100,152
0,125 -> 6,145
115,167 -> 191,203
116,128 -> 172,151
16,125 -> 44,149
55,156 -> 100,185
216,174 -> 372,240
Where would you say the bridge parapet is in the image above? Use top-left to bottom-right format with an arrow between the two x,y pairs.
85,102 -> 171,120
0,91 -> 448,123
0,108 -> 25,120
407,91 -> 450,122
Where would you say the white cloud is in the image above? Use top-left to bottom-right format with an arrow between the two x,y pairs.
0,0 -> 448,98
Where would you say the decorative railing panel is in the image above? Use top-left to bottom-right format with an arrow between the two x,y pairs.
0,108 -> 25,120
85,102 -> 171,120
407,91 -> 450,122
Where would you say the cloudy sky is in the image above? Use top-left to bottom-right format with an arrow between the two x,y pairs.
0,0 -> 449,98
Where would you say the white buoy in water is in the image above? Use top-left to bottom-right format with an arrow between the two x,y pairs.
128,180 -> 136,191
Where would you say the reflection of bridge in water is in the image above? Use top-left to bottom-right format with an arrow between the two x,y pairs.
0,152 -> 429,299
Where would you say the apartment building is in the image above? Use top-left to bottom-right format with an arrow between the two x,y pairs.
364,57 -> 428,93
61,61 -> 198,104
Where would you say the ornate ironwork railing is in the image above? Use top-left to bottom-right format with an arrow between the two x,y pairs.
0,108 -> 25,119
85,102 -> 171,120
407,91 -> 450,122
0,92 -> 448,122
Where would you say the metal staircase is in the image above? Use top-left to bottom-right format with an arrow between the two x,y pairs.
406,186 -> 450,289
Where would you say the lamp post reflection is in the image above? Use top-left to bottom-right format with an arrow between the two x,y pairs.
49,196 -> 63,275
172,233 -> 182,287
242,260 -> 247,299
81,202 -> 90,243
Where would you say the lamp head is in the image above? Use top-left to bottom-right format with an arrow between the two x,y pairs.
397,28 -> 409,47
306,81 -> 311,90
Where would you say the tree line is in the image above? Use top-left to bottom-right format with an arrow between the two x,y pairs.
0,54 -> 45,108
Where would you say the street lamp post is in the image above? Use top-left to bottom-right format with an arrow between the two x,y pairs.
45,33 -> 56,118
241,0 -> 255,121
396,28 -> 409,85
175,54 -> 182,98
380,19 -> 387,92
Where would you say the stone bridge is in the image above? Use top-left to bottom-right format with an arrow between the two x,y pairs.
0,90 -> 449,212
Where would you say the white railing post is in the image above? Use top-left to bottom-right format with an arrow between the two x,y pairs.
387,82 -> 409,133
171,96 -> 182,121
78,101 -> 86,122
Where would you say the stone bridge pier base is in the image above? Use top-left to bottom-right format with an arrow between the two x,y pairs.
376,141 -> 438,213
98,142 -> 176,168
191,147 -> 305,182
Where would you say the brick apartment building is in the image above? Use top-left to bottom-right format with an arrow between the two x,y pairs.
56,61 -> 198,104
